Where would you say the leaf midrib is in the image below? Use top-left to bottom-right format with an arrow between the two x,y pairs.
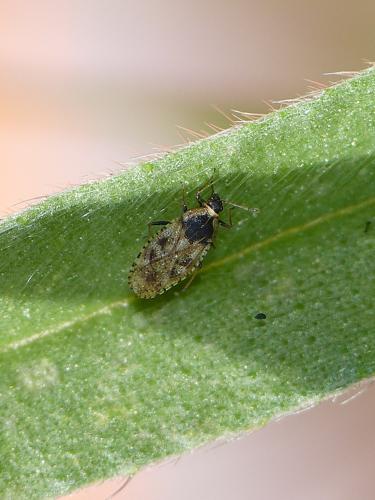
3,194 -> 375,355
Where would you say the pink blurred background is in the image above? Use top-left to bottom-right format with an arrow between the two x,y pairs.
2,0 -> 375,216
2,1 -> 375,498
64,380 -> 375,500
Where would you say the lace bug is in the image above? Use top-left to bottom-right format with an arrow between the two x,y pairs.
128,181 -> 257,299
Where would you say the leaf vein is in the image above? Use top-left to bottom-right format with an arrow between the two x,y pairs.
3,195 -> 374,354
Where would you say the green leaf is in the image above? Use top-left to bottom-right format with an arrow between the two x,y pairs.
1,68 -> 375,499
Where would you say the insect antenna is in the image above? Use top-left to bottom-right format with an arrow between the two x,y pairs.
222,199 -> 259,214
197,177 -> 215,196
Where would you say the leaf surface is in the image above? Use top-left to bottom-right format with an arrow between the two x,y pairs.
1,69 -> 375,498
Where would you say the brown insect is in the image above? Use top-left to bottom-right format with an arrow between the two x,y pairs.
128,181 -> 257,299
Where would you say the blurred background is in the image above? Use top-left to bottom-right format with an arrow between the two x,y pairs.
2,1 -> 375,498
1,0 -> 375,216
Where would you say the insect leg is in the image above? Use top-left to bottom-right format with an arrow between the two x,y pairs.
196,192 -> 205,206
182,268 -> 199,291
219,220 -> 232,229
228,206 -> 233,226
182,258 -> 204,291
182,250 -> 206,291
196,192 -> 206,206
219,207 -> 233,228
148,220 -> 170,238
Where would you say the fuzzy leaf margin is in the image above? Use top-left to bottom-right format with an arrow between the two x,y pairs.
1,68 -> 375,498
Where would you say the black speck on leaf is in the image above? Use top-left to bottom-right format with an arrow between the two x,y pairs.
255,313 -> 267,320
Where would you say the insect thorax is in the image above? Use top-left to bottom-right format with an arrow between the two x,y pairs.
182,210 -> 216,244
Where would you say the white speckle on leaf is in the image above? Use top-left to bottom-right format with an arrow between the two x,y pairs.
131,312 -> 148,330
22,308 -> 31,319
19,359 -> 59,390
